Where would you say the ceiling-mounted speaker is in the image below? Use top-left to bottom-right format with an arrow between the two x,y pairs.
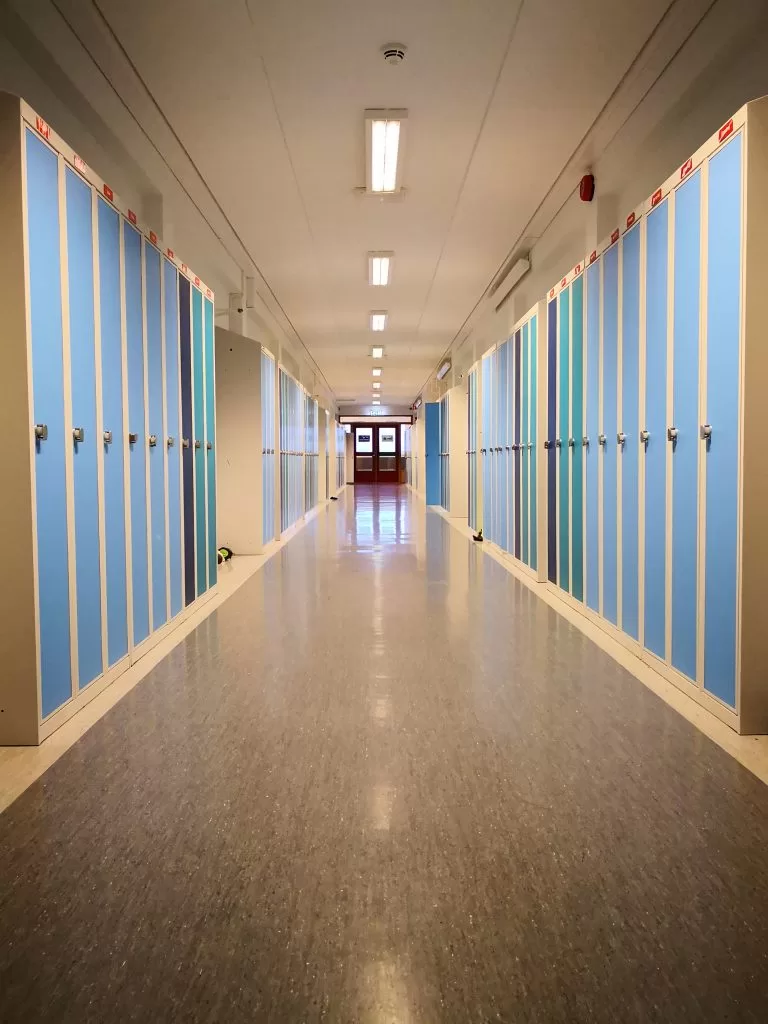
580,173 -> 595,202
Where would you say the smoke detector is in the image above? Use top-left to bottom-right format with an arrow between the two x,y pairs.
381,43 -> 407,65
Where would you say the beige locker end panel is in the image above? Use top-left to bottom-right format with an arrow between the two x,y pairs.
738,100 -> 768,734
214,329 -> 262,555
0,94 -> 40,743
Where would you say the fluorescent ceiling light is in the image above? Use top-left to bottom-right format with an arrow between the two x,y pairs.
365,110 -> 407,195
436,359 -> 452,381
372,368 -> 382,377
371,345 -> 384,359
372,399 -> 381,405
370,312 -> 388,331
368,253 -> 393,286
372,382 -> 381,390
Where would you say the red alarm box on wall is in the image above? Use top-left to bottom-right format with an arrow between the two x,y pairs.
580,173 -> 595,202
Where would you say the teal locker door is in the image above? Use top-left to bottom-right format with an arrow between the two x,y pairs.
97,199 -> 128,666
529,314 -> 538,573
145,242 -> 167,630
204,297 -> 217,587
671,171 -> 702,682
644,200 -> 669,660
482,354 -> 492,542
65,166 -> 103,689
585,260 -> 600,613
26,129 -> 72,718
498,342 -> 509,550
703,135 -> 742,708
602,244 -> 619,625
163,259 -> 183,619
571,274 -> 584,602
521,323 -> 529,565
558,287 -> 570,593
621,225 -> 641,640
192,286 -> 207,595
124,221 -> 149,645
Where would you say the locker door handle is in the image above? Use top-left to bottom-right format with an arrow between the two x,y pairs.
617,432 -> 626,446
34,423 -> 48,441
667,426 -> 678,443
194,440 -> 201,449
128,433 -> 138,445
103,430 -> 113,445
149,434 -> 158,447
182,438 -> 190,449
544,441 -> 553,449
640,430 -> 650,447
206,441 -> 213,450
480,448 -> 487,454
528,442 -> 534,450
167,437 -> 175,448
700,423 -> 712,441
582,436 -> 590,448
555,438 -> 562,448
505,445 -> 511,451
73,427 -> 85,443
568,438 -> 575,448
598,434 -> 607,446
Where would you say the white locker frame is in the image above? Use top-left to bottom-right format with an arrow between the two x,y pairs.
1,95 -> 217,744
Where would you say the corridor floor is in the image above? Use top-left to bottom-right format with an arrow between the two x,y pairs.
2,486 -> 768,1023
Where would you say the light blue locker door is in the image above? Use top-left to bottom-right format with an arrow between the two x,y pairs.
498,341 -> 509,551
26,130 -> 72,718
164,259 -> 183,619
585,260 -> 600,613
521,323 -> 529,565
98,199 -> 128,666
482,354 -> 491,539
145,243 -> 167,630
571,275 -> 584,603
65,167 -> 103,689
644,200 -> 669,660
704,135 -> 742,708
602,244 -> 619,625
529,314 -> 538,572
124,222 -> 150,646
204,297 -> 217,587
558,287 -> 570,593
621,225 -> 641,640
671,171 -> 701,682
192,287 -> 206,593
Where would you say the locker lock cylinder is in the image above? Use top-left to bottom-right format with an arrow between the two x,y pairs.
582,436 -> 590,448
34,423 -> 48,442
167,436 -> 175,448
72,426 -> 85,443
667,426 -> 679,443
617,432 -> 627,447
700,423 -> 712,441
148,434 -> 158,448
598,434 -> 607,446
640,429 -> 650,447
568,438 -> 575,448
103,430 -> 113,445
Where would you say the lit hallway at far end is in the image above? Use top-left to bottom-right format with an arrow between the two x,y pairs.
1,486 -> 768,1023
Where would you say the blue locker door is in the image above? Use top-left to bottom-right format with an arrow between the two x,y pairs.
585,261 -> 600,613
671,171 -> 702,682
602,244 -> 619,625
425,403 -> 441,504
26,130 -> 72,718
164,259 -> 182,619
204,297 -> 217,587
547,298 -> 557,583
529,314 -> 538,572
124,222 -> 150,645
145,243 -> 167,630
558,288 -> 570,593
621,225 -> 641,640
644,200 -> 669,660
498,342 -> 508,551
97,199 -> 128,666
704,135 -> 742,708
482,355 -> 491,538
65,167 -> 103,689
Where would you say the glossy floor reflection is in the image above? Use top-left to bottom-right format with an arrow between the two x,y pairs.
2,486 -> 768,1023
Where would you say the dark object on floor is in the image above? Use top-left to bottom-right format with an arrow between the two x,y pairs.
217,546 -> 234,565
330,496 -> 338,501
473,528 -> 483,542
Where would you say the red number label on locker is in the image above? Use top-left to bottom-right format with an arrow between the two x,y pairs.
611,228 -> 620,245
549,288 -> 555,299
719,119 -> 734,142
35,117 -> 50,140
167,248 -> 175,259
194,276 -> 200,286
574,264 -> 582,275
561,277 -> 567,288
128,209 -> 137,225
680,158 -> 693,180
589,250 -> 597,264
626,212 -> 636,229
149,230 -> 158,245
103,184 -> 114,202
74,154 -> 86,174
651,188 -> 663,207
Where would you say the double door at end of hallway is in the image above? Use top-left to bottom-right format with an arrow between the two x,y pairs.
354,425 -> 400,483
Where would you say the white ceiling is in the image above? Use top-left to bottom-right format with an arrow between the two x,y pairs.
34,0 -> 687,404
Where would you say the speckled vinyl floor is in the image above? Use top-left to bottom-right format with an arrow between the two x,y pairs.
2,485 -> 768,1023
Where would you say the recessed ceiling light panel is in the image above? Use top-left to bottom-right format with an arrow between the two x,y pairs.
368,252 -> 393,286
365,110 -> 407,195
371,345 -> 384,359
372,368 -> 382,377
372,382 -> 381,390
370,311 -> 388,331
